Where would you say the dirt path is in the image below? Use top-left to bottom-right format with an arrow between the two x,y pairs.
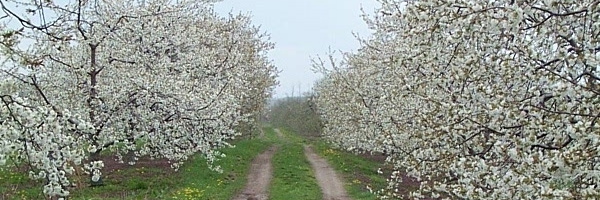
232,146 -> 278,200
304,145 -> 351,200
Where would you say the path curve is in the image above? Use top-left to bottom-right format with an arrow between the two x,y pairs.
232,146 -> 278,200
304,145 -> 351,200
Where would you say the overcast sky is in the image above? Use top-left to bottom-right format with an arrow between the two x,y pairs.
214,1 -> 379,98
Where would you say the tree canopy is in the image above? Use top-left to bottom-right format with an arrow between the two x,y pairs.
314,0 -> 599,199
0,0 -> 277,198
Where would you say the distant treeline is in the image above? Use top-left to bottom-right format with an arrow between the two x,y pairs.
267,95 -> 322,137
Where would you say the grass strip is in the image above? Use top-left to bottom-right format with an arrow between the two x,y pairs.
0,165 -> 45,200
312,140 -> 388,200
269,128 -> 322,200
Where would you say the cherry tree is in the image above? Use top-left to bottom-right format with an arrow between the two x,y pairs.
0,0 -> 276,198
314,0 -> 599,199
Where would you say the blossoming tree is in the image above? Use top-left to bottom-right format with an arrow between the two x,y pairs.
0,0 -> 276,198
314,0 -> 599,199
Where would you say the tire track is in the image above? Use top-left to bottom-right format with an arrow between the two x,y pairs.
232,146 -> 278,200
304,145 -> 351,200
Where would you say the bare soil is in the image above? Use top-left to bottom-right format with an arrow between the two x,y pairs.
101,154 -> 173,174
232,146 -> 278,200
357,152 -> 443,200
304,145 -> 351,200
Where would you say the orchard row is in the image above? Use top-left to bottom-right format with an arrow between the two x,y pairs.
313,0 -> 599,199
0,0 -> 277,198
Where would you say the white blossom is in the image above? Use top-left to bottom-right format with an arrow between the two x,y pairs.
314,0 -> 600,199
0,0 -> 276,198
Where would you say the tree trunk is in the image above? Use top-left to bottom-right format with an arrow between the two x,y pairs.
89,151 -> 104,187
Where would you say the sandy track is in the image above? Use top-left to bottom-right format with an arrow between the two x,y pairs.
232,146 -> 278,200
304,145 -> 351,200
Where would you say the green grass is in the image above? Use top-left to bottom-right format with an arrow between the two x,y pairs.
312,140 -> 388,200
0,165 -> 45,200
70,166 -> 178,199
0,128 -> 274,200
4,127 -> 376,200
262,126 -> 283,143
269,128 -> 322,200
169,137 -> 273,200
72,136 -> 273,200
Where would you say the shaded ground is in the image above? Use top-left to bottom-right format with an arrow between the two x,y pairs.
304,145 -> 351,200
232,146 -> 278,200
101,154 -> 173,174
357,153 -> 442,200
73,155 -> 175,198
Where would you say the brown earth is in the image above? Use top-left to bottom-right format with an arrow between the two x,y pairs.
232,146 -> 278,200
304,145 -> 351,200
356,152 -> 443,200
101,154 -> 173,174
